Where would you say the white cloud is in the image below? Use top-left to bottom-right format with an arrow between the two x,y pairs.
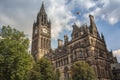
83,0 -> 120,25
44,0 -> 76,39
108,17 -> 118,25
0,14 -> 17,26
0,0 -> 120,49
113,49 -> 120,63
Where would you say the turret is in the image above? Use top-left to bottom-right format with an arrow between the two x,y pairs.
72,23 -> 78,30
64,35 -> 68,46
89,14 -> 99,37
71,23 -> 79,39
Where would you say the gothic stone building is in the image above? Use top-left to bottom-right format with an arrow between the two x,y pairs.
31,3 -> 117,80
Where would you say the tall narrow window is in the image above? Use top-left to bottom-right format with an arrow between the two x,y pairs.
66,57 -> 69,64
41,38 -> 43,48
79,50 -> 82,58
70,55 -> 73,63
75,51 -> 77,58
44,16 -> 46,24
61,59 -> 63,66
86,49 -> 89,57
64,67 -> 69,80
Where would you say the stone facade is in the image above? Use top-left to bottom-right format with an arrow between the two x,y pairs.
48,16 -> 118,79
111,63 -> 120,80
32,3 -> 118,80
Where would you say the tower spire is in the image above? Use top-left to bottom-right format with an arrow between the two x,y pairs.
37,2 -> 48,26
40,1 -> 45,13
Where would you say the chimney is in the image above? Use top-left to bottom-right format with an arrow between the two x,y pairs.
58,39 -> 63,48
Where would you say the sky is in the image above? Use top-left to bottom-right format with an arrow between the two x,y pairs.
0,0 -> 120,61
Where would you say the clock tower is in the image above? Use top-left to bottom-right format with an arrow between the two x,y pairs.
31,2 -> 51,61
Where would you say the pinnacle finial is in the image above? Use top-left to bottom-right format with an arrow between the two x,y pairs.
39,1 -> 46,14
37,2 -> 48,25
41,1 -> 45,10
101,33 -> 104,39
74,22 -> 76,25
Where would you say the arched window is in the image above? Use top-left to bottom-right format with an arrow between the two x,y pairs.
75,51 -> 77,59
58,61 -> 60,67
66,57 -> 69,64
70,55 -> 73,63
41,38 -> 43,48
44,38 -> 45,48
46,39 -> 48,48
64,66 -> 69,80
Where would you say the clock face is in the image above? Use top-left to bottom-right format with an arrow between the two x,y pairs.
42,28 -> 48,34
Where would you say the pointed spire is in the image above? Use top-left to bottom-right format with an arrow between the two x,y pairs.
38,1 -> 46,16
37,2 -> 48,26
101,33 -> 104,39
73,23 -> 78,29
40,1 -> 45,12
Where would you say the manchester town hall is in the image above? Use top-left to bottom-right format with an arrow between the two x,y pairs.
31,3 -> 118,80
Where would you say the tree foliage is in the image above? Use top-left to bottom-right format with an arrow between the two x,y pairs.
29,62 -> 42,80
29,57 -> 60,80
54,69 -> 60,80
71,61 -> 96,80
0,26 -> 34,80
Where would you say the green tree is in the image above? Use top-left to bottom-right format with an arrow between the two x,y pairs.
54,69 -> 60,80
0,26 -> 34,80
29,62 -> 42,80
71,61 -> 96,80
29,57 -> 59,80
